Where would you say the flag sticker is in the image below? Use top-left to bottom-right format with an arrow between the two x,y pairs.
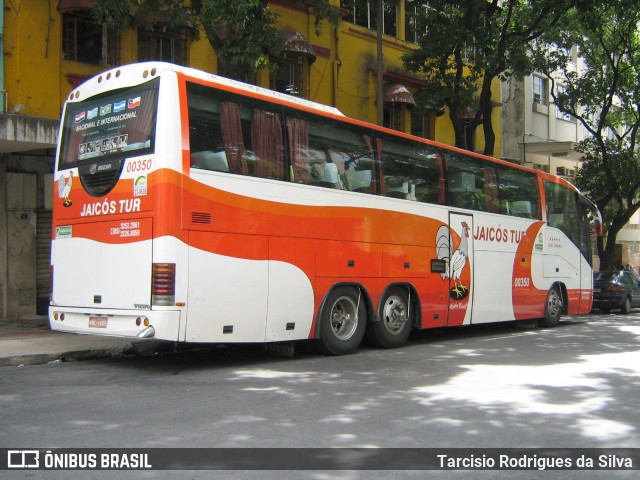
75,111 -> 86,123
87,107 -> 98,119
128,96 -> 141,109
114,100 -> 126,112
100,104 -> 112,116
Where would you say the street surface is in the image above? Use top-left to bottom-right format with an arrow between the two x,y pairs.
2,312 -> 640,479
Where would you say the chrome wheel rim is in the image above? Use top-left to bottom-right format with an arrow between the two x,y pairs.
547,289 -> 562,318
330,296 -> 358,340
381,294 -> 408,335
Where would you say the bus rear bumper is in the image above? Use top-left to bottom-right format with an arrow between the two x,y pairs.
48,307 -> 181,342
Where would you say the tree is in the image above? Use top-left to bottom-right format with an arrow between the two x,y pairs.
534,0 -> 640,269
92,0 -> 339,81
402,0 -> 574,156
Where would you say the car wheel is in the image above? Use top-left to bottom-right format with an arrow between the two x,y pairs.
621,296 -> 632,314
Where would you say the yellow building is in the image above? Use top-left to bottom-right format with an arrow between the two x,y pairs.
0,0 -> 501,318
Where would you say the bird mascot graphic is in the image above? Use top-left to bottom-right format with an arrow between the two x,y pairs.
58,172 -> 73,207
436,222 -> 471,300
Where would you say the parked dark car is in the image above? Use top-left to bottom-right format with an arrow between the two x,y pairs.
593,270 -> 640,313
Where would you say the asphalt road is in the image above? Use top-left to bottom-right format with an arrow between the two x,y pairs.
2,312 -> 640,479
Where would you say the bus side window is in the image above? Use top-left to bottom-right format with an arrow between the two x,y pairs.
377,134 -> 454,202
544,180 -> 582,247
413,149 -> 445,205
187,84 -> 250,175
286,115 -> 344,189
188,85 -> 287,180
302,113 -> 373,193
497,166 -> 540,219
378,141 -> 412,200
445,153 -> 486,210
187,86 -> 231,173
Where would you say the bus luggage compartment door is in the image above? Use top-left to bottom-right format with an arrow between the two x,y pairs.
51,218 -> 153,310
185,231 -> 269,343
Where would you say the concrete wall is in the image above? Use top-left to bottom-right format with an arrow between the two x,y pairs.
1,150 -> 53,318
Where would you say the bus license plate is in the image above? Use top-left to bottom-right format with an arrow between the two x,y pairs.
89,316 -> 108,328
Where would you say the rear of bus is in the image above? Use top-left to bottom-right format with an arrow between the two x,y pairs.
49,63 -> 183,340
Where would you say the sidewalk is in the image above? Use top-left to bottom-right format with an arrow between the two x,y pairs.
0,316 -> 169,367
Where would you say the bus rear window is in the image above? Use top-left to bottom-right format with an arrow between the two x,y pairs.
58,78 -> 159,168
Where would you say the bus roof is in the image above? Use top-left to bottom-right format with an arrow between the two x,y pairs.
67,61 -> 346,119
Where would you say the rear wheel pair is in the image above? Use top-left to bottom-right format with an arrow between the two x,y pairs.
317,286 -> 413,355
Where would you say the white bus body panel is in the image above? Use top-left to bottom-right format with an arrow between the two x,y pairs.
52,235 -> 152,309
185,246 -> 314,343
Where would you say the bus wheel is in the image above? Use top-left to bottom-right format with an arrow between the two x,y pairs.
540,286 -> 562,328
318,286 -> 366,356
366,287 -> 413,348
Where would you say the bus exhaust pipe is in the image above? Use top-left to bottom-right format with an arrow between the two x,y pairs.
137,326 -> 156,338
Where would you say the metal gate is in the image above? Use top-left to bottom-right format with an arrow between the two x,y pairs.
36,209 -> 52,315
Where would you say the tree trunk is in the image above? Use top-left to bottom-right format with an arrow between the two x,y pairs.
599,220 -> 626,270
480,73 -> 495,157
481,102 -> 495,156
599,235 -> 621,270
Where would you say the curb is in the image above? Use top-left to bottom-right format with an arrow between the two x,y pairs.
1,340 -> 171,367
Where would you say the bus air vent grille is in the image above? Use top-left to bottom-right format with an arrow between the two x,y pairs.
192,212 -> 212,224
79,161 -> 124,197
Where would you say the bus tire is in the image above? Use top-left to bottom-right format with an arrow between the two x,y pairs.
367,287 -> 413,348
539,286 -> 562,328
317,286 -> 366,356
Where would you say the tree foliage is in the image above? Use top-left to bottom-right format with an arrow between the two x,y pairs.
91,0 -> 339,81
402,0 -> 574,155
533,0 -> 640,268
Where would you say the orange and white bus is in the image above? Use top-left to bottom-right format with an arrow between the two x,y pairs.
49,62 -> 602,355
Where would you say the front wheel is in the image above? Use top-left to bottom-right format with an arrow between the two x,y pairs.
539,286 -> 562,328
366,287 -> 413,348
317,286 -> 366,356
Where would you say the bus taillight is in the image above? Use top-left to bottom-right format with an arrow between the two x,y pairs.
152,263 -> 176,306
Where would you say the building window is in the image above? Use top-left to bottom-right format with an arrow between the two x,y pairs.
405,1 -> 428,43
411,110 -> 434,139
344,0 -> 398,37
555,85 -> 575,122
532,75 -> 547,105
62,12 -> 120,66
383,106 -> 403,131
272,56 -> 307,97
138,28 -> 188,66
